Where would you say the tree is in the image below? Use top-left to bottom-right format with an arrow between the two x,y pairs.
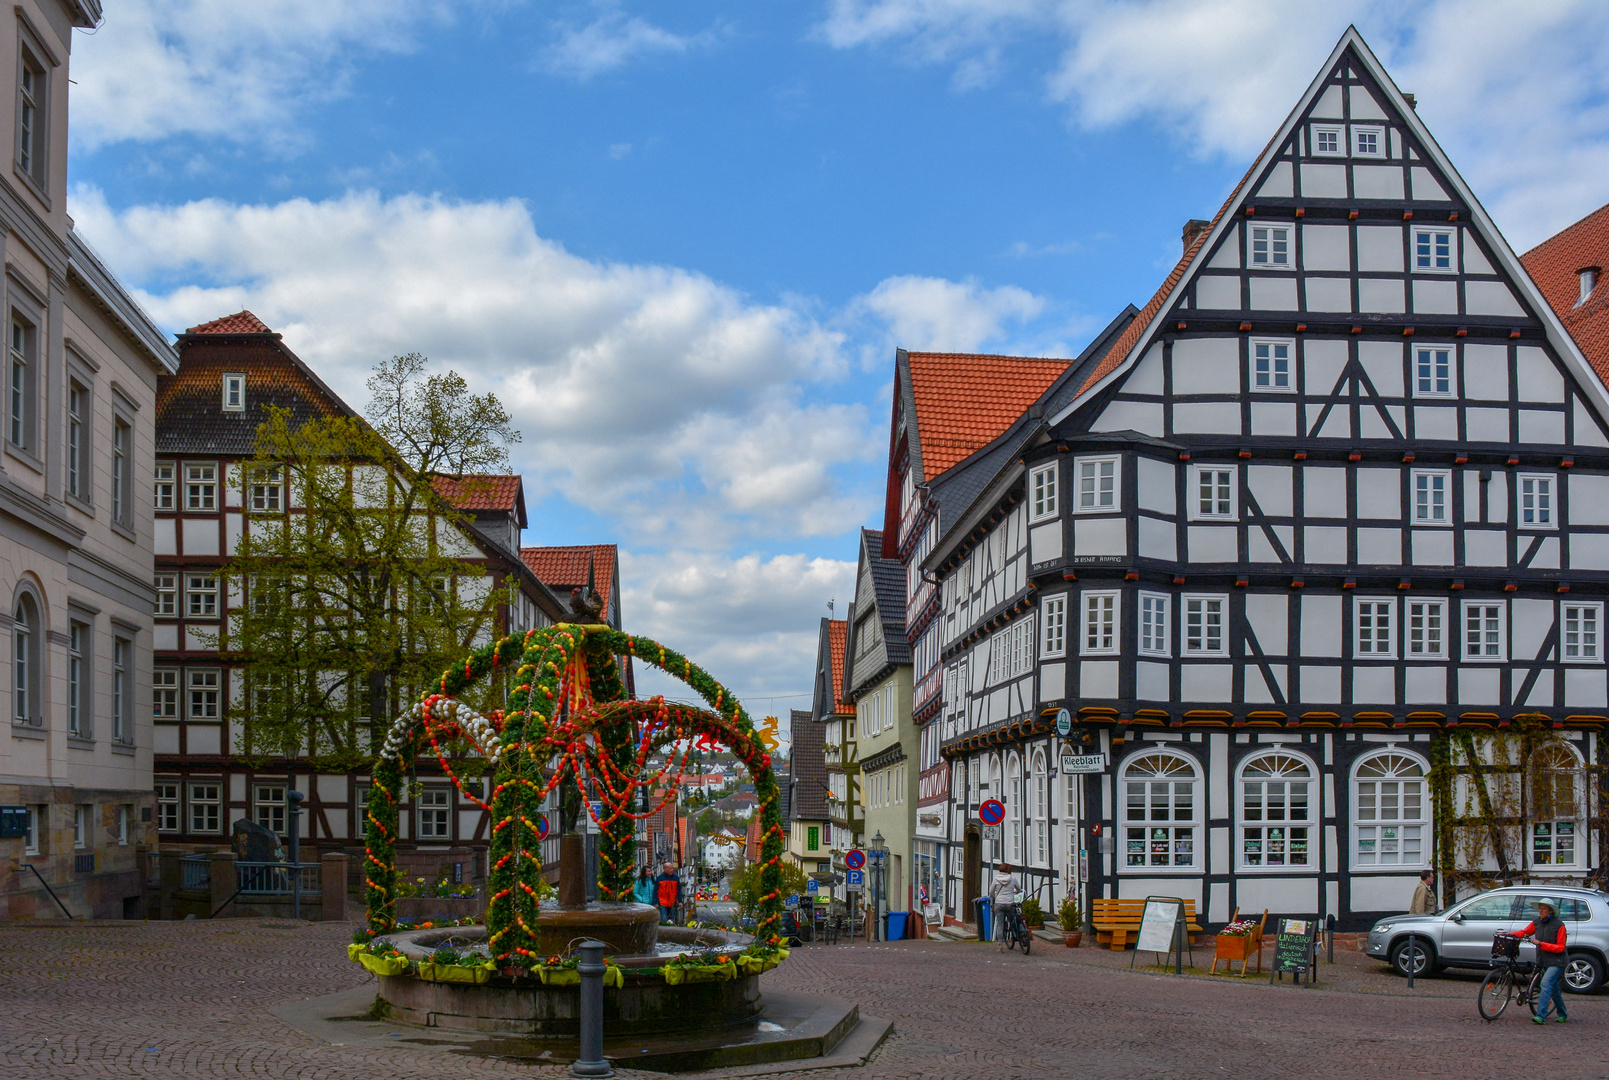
218,355 -> 522,766
730,860 -> 808,919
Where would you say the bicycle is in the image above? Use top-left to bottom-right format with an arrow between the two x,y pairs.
997,902 -> 1032,955
1478,932 -> 1542,1021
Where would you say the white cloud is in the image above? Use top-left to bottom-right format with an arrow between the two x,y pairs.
851,274 -> 1044,353
71,0 -> 462,150
539,11 -> 720,80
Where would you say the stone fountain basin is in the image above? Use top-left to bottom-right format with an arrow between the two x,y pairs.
386,918 -> 752,967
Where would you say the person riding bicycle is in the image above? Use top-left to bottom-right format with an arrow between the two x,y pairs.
1517,897 -> 1569,1024
990,862 -> 1020,944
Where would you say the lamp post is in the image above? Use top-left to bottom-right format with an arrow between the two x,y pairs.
287,790 -> 304,920
869,831 -> 885,943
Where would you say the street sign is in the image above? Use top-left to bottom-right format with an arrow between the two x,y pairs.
845,849 -> 866,870
982,825 -> 1001,842
979,799 -> 1006,825
806,879 -> 819,893
1061,753 -> 1107,775
534,813 -> 550,841
785,894 -> 799,907
845,869 -> 864,887
1055,708 -> 1072,737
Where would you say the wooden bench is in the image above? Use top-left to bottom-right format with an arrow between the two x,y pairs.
1090,898 -> 1205,950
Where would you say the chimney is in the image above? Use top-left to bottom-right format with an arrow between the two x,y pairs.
1402,92 -> 1417,109
1181,219 -> 1211,255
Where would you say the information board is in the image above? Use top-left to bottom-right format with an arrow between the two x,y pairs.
1134,897 -> 1185,954
1270,917 -> 1318,983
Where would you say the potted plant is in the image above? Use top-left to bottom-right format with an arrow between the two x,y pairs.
1211,916 -> 1265,975
1057,896 -> 1083,948
1020,897 -> 1045,929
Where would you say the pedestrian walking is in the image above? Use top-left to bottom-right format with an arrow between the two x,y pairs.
1409,868 -> 1437,914
655,862 -> 682,925
633,866 -> 654,906
1518,898 -> 1570,1024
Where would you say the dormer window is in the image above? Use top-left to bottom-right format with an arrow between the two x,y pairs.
1579,267 -> 1599,307
222,373 -> 245,411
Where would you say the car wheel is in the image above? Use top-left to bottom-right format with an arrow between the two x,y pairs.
1388,938 -> 1436,977
1563,953 -> 1604,993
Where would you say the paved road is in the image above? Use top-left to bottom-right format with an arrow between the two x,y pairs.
0,919 -> 1602,1080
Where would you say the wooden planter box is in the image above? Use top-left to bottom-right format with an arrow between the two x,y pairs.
1212,932 -> 1263,974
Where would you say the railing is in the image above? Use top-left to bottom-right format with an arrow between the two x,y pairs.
179,855 -> 210,889
236,861 -> 320,895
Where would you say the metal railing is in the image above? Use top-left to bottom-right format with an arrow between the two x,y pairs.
179,855 -> 210,889
236,861 -> 320,895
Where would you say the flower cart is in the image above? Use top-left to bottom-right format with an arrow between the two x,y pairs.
1210,909 -> 1268,975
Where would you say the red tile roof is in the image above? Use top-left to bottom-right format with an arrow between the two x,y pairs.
431,474 -> 523,513
186,310 -> 273,335
827,619 -> 855,716
1521,201 -> 1609,386
520,544 -> 617,613
907,352 -> 1069,478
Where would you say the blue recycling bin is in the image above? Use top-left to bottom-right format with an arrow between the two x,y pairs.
973,896 -> 992,940
886,911 -> 909,941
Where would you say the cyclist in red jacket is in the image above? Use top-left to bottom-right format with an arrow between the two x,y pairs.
1517,898 -> 1569,1024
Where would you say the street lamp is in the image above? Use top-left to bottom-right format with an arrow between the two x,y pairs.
869,831 -> 885,943
287,790 -> 304,920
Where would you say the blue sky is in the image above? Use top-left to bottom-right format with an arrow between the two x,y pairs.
66,0 -> 1609,714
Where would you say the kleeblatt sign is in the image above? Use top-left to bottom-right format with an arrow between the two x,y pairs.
1060,754 -> 1106,775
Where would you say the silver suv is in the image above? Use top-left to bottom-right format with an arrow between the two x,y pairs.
1367,885 -> 1607,992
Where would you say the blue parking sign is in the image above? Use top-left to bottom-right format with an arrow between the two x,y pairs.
845,869 -> 864,886
806,879 -> 819,892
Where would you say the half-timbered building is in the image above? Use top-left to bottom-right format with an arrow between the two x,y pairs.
929,28 -> 1609,935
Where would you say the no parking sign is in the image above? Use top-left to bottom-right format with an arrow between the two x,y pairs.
979,799 -> 1006,826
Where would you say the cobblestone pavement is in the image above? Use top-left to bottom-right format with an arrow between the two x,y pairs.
1,919 -> 1604,1080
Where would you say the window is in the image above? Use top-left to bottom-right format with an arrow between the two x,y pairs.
1082,591 -> 1118,655
1192,465 -> 1236,519
1580,268 -> 1599,307
1312,125 -> 1343,156
1351,125 -> 1385,158
155,574 -> 176,617
1029,462 -> 1058,521
1030,750 -> 1048,866
1411,470 -> 1450,525
22,804 -> 42,854
187,669 -> 220,719
1239,752 -> 1313,869
155,783 -> 180,833
254,785 -> 286,836
112,638 -> 130,742
187,574 -> 218,618
117,806 -> 129,846
1413,346 -> 1455,397
154,462 -> 175,510
222,373 -> 245,411
1353,751 -> 1427,868
1248,224 -> 1291,268
66,382 -> 85,499
1355,599 -> 1395,657
189,783 -> 221,834
67,621 -> 86,737
153,669 -> 178,719
7,316 -> 31,450
12,593 -> 37,725
16,45 -> 45,186
73,805 -> 88,849
1139,593 -> 1170,657
1182,595 -> 1228,656
1251,339 -> 1294,391
1413,228 -> 1455,272
185,463 -> 217,511
1518,474 -> 1554,529
249,466 -> 282,512
1562,603 -> 1602,663
1074,456 -> 1119,512
1040,594 -> 1066,658
1006,754 -> 1023,864
1463,602 -> 1505,661
112,421 -> 131,527
1406,600 -> 1447,659
418,787 -> 451,840
1529,745 -> 1585,868
1121,751 -> 1199,870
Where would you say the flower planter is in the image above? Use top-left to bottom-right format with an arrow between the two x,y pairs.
1214,934 -> 1254,961
1062,932 -> 1083,948
538,967 -> 581,986
358,953 -> 410,977
417,961 -> 494,985
664,963 -> 737,985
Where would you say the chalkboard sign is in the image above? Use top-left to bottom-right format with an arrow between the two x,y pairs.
1270,917 -> 1318,984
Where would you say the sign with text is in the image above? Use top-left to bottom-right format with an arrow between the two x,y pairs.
1271,917 -> 1319,982
1055,708 -> 1072,737
982,825 -> 1001,842
1060,754 -> 1107,775
1134,897 -> 1186,955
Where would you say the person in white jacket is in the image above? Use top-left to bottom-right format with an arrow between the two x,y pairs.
989,863 -> 1020,943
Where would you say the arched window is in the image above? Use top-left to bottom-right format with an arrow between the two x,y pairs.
1120,750 -> 1200,870
1531,743 -> 1588,869
1031,748 -> 1049,866
12,592 -> 39,727
1352,750 -> 1428,868
1237,751 -> 1315,869
987,753 -> 1002,862
1006,753 -> 1023,864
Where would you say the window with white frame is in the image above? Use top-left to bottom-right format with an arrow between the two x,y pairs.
155,574 -> 176,617
8,316 -> 33,452
1413,346 -> 1455,397
1192,465 -> 1236,519
1311,125 -> 1343,156
249,465 -> 283,513
187,574 -> 218,618
66,382 -> 85,500
155,783 -> 180,833
1074,456 -> 1119,513
1411,470 -> 1451,525
1139,593 -> 1170,657
1463,602 -> 1505,661
1248,224 -> 1292,269
154,462 -> 175,510
1030,462 -> 1058,521
1006,754 -> 1023,864
187,668 -> 221,719
185,463 -> 217,511
73,805 -> 88,849
1182,595 -> 1228,656
1530,744 -> 1585,868
222,373 -> 246,412
154,668 -> 179,719
1562,603 -> 1602,662
1121,751 -> 1199,870
254,785 -> 286,836
12,592 -> 38,726
1518,474 -> 1554,529
1413,227 -> 1455,272
1355,598 -> 1395,657
1353,751 -> 1427,868
189,783 -> 222,834
22,804 -> 42,854
112,420 -> 131,527
1351,125 -> 1385,158
67,621 -> 86,738
112,638 -> 130,743
1406,600 -> 1447,659
1082,591 -> 1118,655
1239,751 -> 1313,869
1251,339 -> 1294,391
16,44 -> 46,188
1040,595 -> 1066,658
117,806 -> 129,846
1030,750 -> 1048,866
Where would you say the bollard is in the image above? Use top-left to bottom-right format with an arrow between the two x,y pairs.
571,940 -> 613,1078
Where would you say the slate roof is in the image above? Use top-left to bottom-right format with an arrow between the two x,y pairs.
519,544 -> 617,613
906,352 -> 1069,479
827,619 -> 855,715
862,528 -> 909,665
788,709 -> 829,821
1522,201 -> 1609,386
188,310 -> 274,335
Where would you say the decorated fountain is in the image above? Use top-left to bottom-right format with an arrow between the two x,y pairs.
347,622 -> 811,1060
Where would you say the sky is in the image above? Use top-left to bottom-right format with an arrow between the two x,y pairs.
65,0 -> 1609,718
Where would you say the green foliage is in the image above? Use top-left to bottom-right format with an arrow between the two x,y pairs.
1020,897 -> 1044,928
731,860 -> 806,918
429,945 -> 467,966
1057,894 -> 1082,931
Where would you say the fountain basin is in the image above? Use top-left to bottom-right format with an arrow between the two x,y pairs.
534,901 -> 659,958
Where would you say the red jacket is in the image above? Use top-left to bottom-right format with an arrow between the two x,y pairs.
1518,920 -> 1568,954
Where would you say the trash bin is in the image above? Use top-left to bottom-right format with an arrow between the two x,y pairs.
886,911 -> 909,941
973,896 -> 992,941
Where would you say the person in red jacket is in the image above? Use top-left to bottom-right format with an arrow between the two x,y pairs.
654,862 -> 682,925
1518,897 -> 1570,1024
